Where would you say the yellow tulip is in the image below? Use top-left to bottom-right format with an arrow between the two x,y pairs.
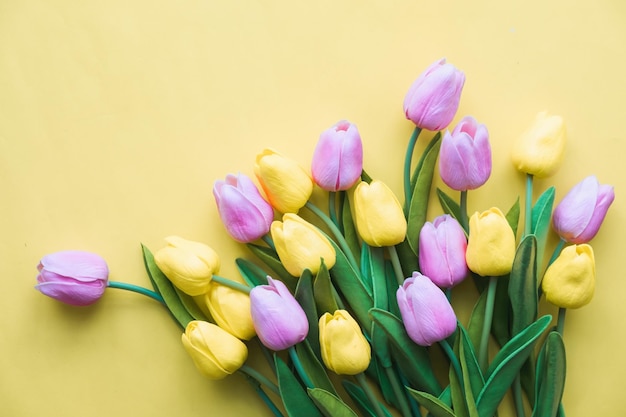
353,180 -> 407,247
542,244 -> 595,309
204,281 -> 256,340
271,213 -> 336,276
511,112 -> 566,178
254,148 -> 313,213
319,310 -> 371,375
466,208 -> 516,276
154,236 -> 220,296
181,320 -> 248,380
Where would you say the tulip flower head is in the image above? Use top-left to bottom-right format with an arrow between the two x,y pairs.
552,175 -> 615,244
439,116 -> 492,191
311,120 -> 363,192
254,148 -> 313,213
213,173 -> 274,243
35,250 -> 109,306
319,310 -> 371,375
249,277 -> 309,351
154,236 -> 220,296
403,58 -> 465,131
204,281 -> 256,340
465,208 -> 516,276
181,321 -> 248,380
542,244 -> 595,309
397,272 -> 458,346
419,215 -> 468,288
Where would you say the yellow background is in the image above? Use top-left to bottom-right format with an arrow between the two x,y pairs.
1,1 -> 624,416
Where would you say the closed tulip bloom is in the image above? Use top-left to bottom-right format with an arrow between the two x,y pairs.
353,180 -> 407,247
511,112 -> 566,178
552,175 -> 615,244
542,244 -> 595,309
271,213 -> 336,276
319,310 -> 371,375
35,251 -> 109,306
154,236 -> 220,296
254,148 -> 313,213
204,281 -> 256,340
311,120 -> 363,192
419,215 -> 468,288
213,173 -> 274,243
397,272 -> 458,346
439,116 -> 492,191
466,208 -> 516,276
181,320 -> 248,380
403,58 -> 465,131
250,277 -> 309,350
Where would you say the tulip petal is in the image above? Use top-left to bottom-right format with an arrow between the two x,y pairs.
38,251 -> 108,282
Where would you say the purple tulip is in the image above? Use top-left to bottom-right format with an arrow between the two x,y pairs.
213,173 -> 275,243
419,215 -> 468,288
397,272 -> 458,346
35,251 -> 109,306
403,58 -> 465,131
552,175 -> 615,243
439,116 -> 492,191
249,277 -> 308,350
311,120 -> 363,192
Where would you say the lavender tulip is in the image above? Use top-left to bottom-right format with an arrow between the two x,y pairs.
419,215 -> 468,288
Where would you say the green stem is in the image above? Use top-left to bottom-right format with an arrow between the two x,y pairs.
288,346 -> 314,389
383,365 -> 413,417
547,239 -> 566,268
387,245 -> 406,286
212,275 -> 252,294
355,372 -> 386,417
403,126 -> 422,212
439,338 -> 463,387
240,364 -> 281,396
329,191 -> 339,227
524,174 -> 534,236
513,375 -> 526,417
479,276 -> 498,371
107,281 -> 165,304
459,190 -> 469,232
262,233 -> 275,250
556,307 -> 567,335
245,379 -> 285,417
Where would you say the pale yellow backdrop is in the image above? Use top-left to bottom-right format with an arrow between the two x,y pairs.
1,1 -> 624,416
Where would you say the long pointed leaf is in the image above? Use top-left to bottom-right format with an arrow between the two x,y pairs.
295,269 -> 320,357
236,257 -> 269,287
296,340 -> 337,396
308,388 -> 358,417
275,355 -> 323,417
508,235 -> 538,336
532,186 -> 555,275
406,388 -> 455,417
342,381 -> 394,417
436,188 -> 463,229
532,331 -> 566,417
313,260 -> 339,315
247,243 -> 298,292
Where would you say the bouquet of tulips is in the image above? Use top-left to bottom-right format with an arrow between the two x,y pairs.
35,58 -> 614,417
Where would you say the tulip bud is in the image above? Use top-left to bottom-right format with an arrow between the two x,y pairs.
254,148 -> 313,213
439,116 -> 492,191
353,180 -> 407,247
397,272 -> 458,346
250,277 -> 308,350
271,213 -> 336,276
403,58 -> 465,131
419,215 -> 468,288
511,112 -> 566,178
154,236 -> 220,296
35,250 -> 109,306
319,310 -> 371,375
552,175 -> 615,244
311,120 -> 363,192
181,320 -> 248,380
542,244 -> 595,309
204,281 -> 256,340
466,208 -> 516,276
213,173 -> 274,243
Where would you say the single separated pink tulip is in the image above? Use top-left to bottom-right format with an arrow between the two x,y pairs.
419,215 -> 468,288
403,58 -> 465,131
311,120 -> 363,192
213,173 -> 274,243
397,272 -> 458,346
250,277 -> 309,350
439,116 -> 492,191
552,175 -> 614,244
36,251 -> 109,306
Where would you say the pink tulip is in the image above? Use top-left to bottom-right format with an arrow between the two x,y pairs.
439,116 -> 492,191
213,173 -> 275,243
35,251 -> 109,306
552,175 -> 615,243
311,120 -> 363,192
403,58 -> 465,131
397,272 -> 457,346
249,277 -> 308,350
419,215 -> 468,288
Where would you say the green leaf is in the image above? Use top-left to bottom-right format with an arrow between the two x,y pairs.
247,243 -> 298,292
342,381 -> 395,417
308,388 -> 358,417
313,260 -> 339,315
467,289 -> 487,351
395,239 -> 419,277
531,186 -> 555,275
436,188 -> 463,230
506,197 -> 521,239
508,235 -> 538,336
141,244 -> 194,329
296,340 -> 337,396
476,315 -> 552,417
340,192 -> 361,262
406,132 -> 442,256
295,269 -> 321,357
173,287 -> 210,322
235,257 -> 269,287
448,338 -> 469,417
532,331 -> 566,417
459,325 -> 485,400
406,388 -> 456,417
275,354 -> 323,417
492,275 -> 512,347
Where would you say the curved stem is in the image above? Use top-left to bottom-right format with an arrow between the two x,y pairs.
288,346 -> 314,389
403,126 -> 422,212
383,365 -> 413,417
387,245 -> 406,286
247,382 -> 284,417
212,275 -> 252,294
107,281 -> 165,304
524,174 -> 534,236
556,307 -> 567,335
459,190 -> 469,233
355,372 -> 386,417
240,364 -> 281,396
262,234 -> 275,251
328,191 -> 339,227
479,276 -> 498,371
439,338 -> 463,387
513,375 -> 526,417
